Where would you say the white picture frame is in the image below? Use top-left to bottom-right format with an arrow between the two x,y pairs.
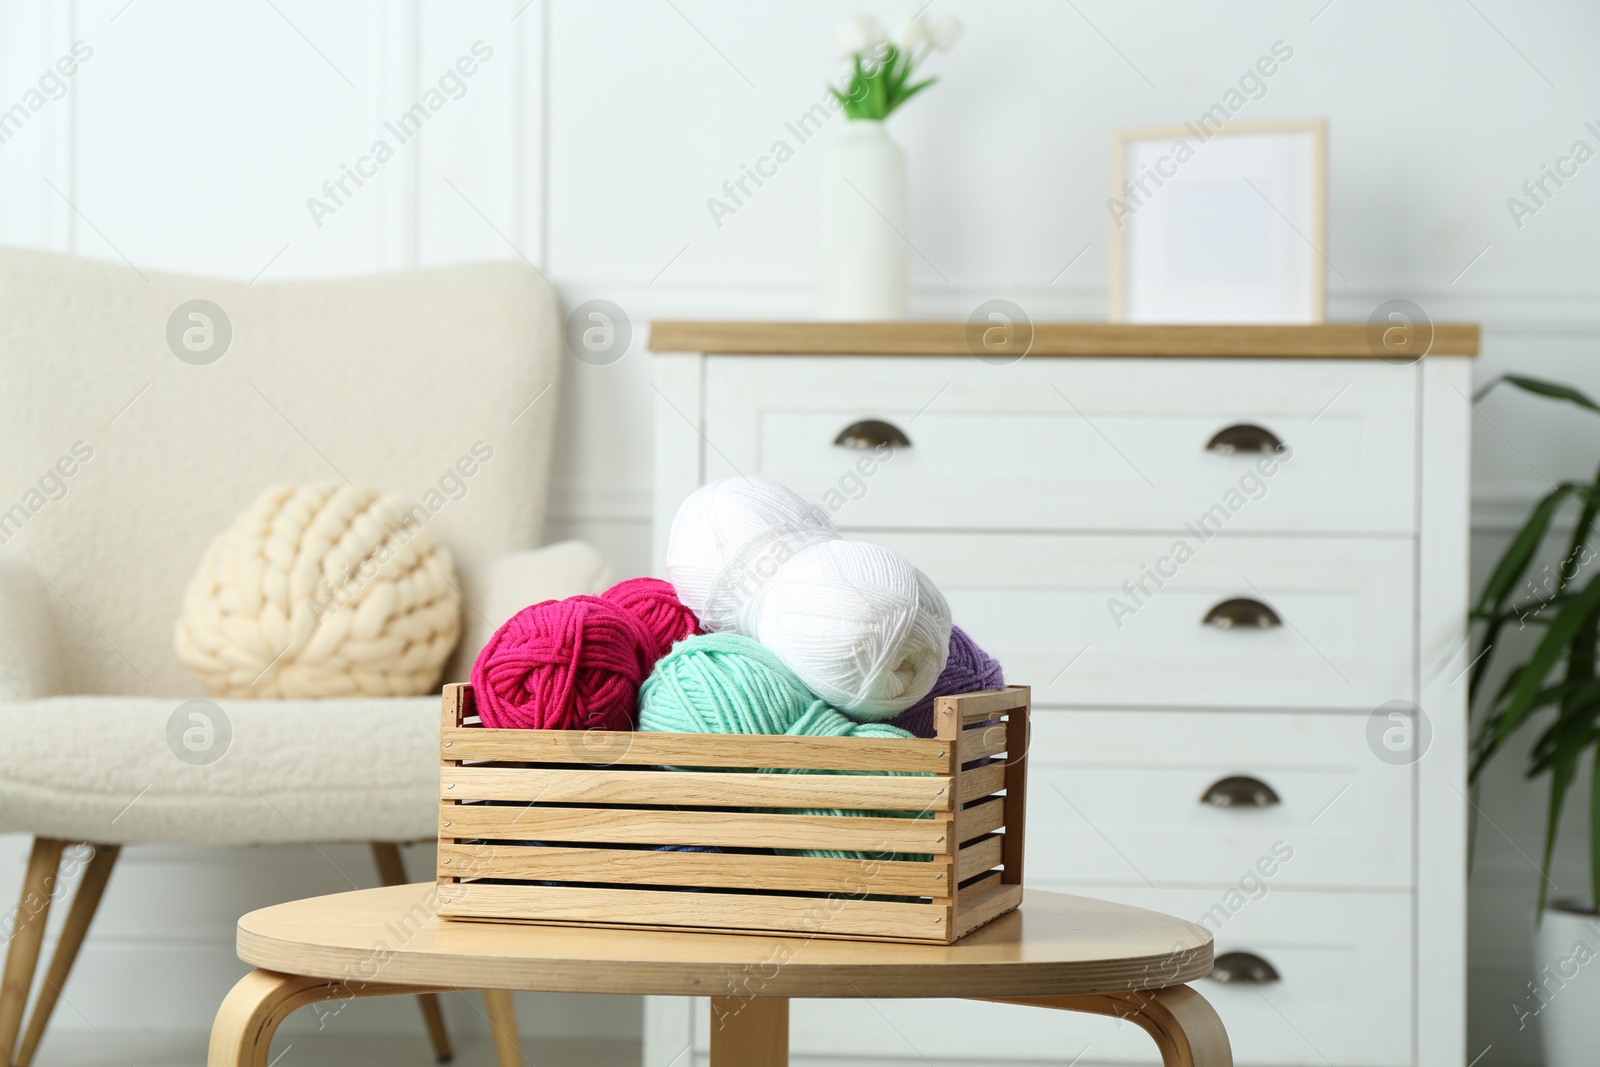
1108,117 -> 1328,324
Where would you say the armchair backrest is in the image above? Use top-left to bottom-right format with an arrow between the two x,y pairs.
0,247 -> 562,696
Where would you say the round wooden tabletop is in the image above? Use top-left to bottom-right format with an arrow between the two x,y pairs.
237,885 -> 1213,998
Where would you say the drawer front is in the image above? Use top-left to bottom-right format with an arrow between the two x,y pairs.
701,356 -> 1418,535
716,889 -> 1412,1067
868,531 -> 1416,710
1025,710 -> 1414,889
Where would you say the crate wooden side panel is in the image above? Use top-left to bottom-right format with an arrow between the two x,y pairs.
437,683 -> 1030,944
936,686 -> 1030,941
438,684 -> 466,884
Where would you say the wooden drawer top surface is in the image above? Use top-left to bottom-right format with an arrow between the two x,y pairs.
648,320 -> 1480,357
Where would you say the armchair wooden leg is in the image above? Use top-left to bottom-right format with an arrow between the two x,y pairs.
979,986 -> 1232,1067
0,837 -> 66,1066
208,968 -> 451,1067
481,989 -> 522,1067
16,843 -> 120,1067
370,842 -> 452,1062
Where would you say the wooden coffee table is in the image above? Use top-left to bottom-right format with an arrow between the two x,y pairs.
209,883 -> 1231,1066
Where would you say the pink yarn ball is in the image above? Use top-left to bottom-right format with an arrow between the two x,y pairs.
601,577 -> 702,661
470,596 -> 652,730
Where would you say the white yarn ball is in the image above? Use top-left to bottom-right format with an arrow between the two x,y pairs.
665,476 -> 838,634
755,539 -> 952,721
175,484 -> 462,698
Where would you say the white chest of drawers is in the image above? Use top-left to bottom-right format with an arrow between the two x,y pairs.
647,321 -> 1478,1067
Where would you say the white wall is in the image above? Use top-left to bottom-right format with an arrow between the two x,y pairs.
1,0 -> 1598,1060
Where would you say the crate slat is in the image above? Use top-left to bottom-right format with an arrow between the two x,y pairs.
442,728 -> 955,774
959,870 -> 1003,899
444,766 -> 953,811
438,882 -> 950,941
940,687 -> 1030,724
965,726 -> 1010,762
440,803 -> 956,854
955,834 -> 1004,883
955,796 -> 1006,844
953,882 -> 1024,940
439,843 -> 951,896
958,761 -> 1007,805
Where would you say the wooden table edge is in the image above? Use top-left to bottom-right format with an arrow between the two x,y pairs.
236,925 -> 1214,997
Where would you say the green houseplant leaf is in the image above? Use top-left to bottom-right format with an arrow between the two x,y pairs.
1475,484 -> 1586,617
1469,375 -> 1600,918
1477,374 -> 1600,415
1468,482 -> 1587,710
1537,605 -> 1600,913
1592,748 -> 1600,915
1491,575 -> 1600,758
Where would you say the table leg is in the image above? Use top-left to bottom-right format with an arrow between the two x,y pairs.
979,985 -> 1232,1067
482,988 -> 523,1067
709,996 -> 788,1067
207,969 -> 451,1067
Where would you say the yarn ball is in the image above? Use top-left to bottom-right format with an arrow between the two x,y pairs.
886,626 -> 1007,738
638,633 -> 910,743
600,576 -> 701,661
175,483 -> 461,698
471,595 -> 652,730
665,476 -> 838,634
754,540 -> 952,721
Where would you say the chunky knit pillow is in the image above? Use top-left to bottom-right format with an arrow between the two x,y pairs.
175,484 -> 461,698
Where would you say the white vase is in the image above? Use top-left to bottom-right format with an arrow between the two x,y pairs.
1532,904 -> 1600,1065
815,119 -> 909,321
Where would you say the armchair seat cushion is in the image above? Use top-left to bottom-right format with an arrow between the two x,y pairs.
0,695 -> 446,845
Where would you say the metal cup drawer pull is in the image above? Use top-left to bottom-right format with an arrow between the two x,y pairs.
1205,423 -> 1285,455
1201,775 -> 1281,808
1208,950 -> 1281,984
833,419 -> 911,450
1203,597 -> 1282,630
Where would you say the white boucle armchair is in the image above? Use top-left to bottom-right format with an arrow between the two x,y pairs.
0,248 -> 609,1067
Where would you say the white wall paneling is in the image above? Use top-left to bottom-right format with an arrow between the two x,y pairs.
0,0 -> 75,246
1,1 -> 1597,1061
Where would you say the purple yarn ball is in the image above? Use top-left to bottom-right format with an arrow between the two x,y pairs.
884,626 -> 1005,738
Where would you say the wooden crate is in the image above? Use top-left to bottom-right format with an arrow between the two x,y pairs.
435,682 -> 1029,944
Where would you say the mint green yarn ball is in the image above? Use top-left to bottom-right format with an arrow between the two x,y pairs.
638,632 -> 911,742
638,633 -> 928,864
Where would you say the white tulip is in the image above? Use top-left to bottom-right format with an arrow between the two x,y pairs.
891,10 -> 962,53
892,12 -> 925,52
922,14 -> 962,51
836,13 -> 888,57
